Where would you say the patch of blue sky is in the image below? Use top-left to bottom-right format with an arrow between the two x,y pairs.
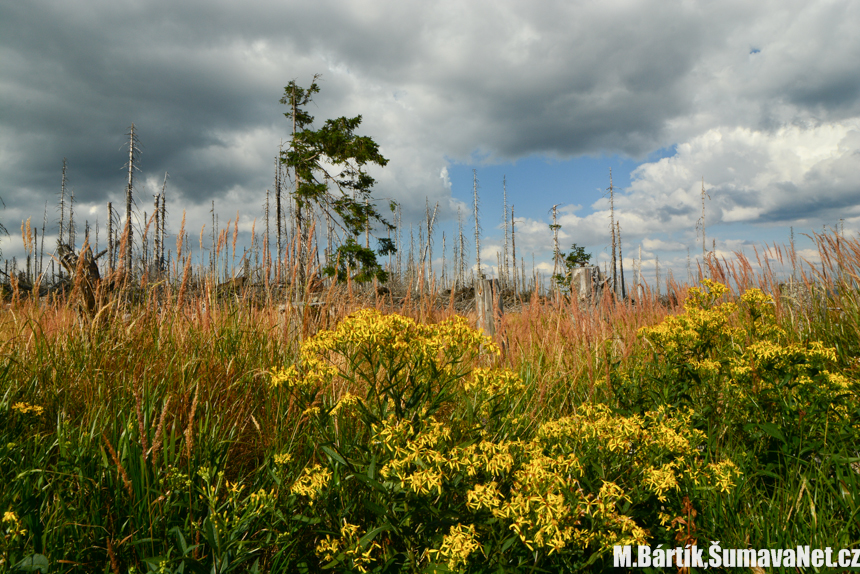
445,145 -> 679,226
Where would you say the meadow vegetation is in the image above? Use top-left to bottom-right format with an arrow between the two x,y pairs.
1,231 -> 859,572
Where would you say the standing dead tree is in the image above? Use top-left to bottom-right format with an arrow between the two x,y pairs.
107,203 -> 114,273
511,205 -> 517,297
123,124 -> 141,279
607,169 -> 618,298
39,203 -> 47,282
697,176 -> 710,272
617,221 -> 626,300
473,170 -> 482,279
58,159 -> 68,282
550,205 -> 561,291
160,181 -> 167,273
396,205 -> 403,283
69,187 -> 76,253
421,199 -> 439,284
457,206 -> 466,290
275,153 -> 283,279
503,176 -> 510,289
153,172 -> 168,278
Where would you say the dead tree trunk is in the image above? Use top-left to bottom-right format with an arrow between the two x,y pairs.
617,221 -> 626,300
473,170 -> 482,278
124,123 -> 138,276
476,277 -> 503,337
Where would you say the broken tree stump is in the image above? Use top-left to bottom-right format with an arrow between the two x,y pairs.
475,278 -> 504,337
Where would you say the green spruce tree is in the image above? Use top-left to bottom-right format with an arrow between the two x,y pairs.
280,76 -> 395,284
552,243 -> 592,293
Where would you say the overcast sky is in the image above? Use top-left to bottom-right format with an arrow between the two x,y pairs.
2,0 -> 859,286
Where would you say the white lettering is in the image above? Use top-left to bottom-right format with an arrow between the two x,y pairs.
784,548 -> 795,567
613,546 -> 632,568
757,549 -> 770,567
737,549 -> 756,567
811,548 -> 824,567
690,545 -> 705,568
638,545 -> 651,567
709,541 -> 722,568
770,549 -> 783,567
797,545 -> 810,568
825,547 -> 836,568
653,547 -> 666,568
839,549 -> 851,568
851,548 -> 860,568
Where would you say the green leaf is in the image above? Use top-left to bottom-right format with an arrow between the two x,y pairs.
757,422 -> 787,444
13,554 -> 49,573
353,472 -> 388,494
501,534 -> 518,552
363,500 -> 388,515
321,445 -> 347,466
358,525 -> 389,547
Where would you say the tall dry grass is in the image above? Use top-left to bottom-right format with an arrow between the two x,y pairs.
1,229 -> 859,571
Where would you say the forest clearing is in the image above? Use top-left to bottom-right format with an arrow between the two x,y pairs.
1,223 -> 859,572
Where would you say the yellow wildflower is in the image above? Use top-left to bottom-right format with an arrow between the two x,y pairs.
274,453 -> 293,465
643,462 -> 679,502
11,402 -> 43,416
291,464 -> 332,502
430,524 -> 481,571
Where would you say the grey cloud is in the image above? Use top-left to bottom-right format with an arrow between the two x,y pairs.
2,0 -> 860,265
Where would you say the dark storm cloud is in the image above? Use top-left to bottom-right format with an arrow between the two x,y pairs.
2,0 -> 860,263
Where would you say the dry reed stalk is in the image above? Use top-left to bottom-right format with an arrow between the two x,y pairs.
133,383 -> 149,463
174,211 -> 186,276
102,432 -> 133,499
750,245 -> 767,291
176,256 -> 192,309
232,212 -> 239,262
249,218 -> 257,280
193,529 -> 201,561
106,537 -> 121,574
116,222 -> 130,277
185,384 -> 199,462
10,273 -> 20,307
141,209 -> 157,253
149,396 -> 171,465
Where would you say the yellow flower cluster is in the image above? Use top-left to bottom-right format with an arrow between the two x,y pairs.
368,403 -> 711,559
640,279 -> 741,360
270,309 -> 499,393
247,487 -> 276,509
739,288 -> 784,338
330,392 -> 361,415
377,417 -> 452,484
270,356 -> 339,389
466,481 -> 503,511
640,279 -> 856,424
643,462 -> 679,502
11,402 -> 43,416
538,404 -> 703,459
304,309 -> 497,361
274,453 -> 293,465
2,511 -> 26,537
498,472 -> 579,553
315,520 -> 381,573
291,464 -> 332,503
465,367 -> 526,397
429,524 -> 482,570
404,468 -> 445,495
268,301 -> 755,567
707,460 -> 741,493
